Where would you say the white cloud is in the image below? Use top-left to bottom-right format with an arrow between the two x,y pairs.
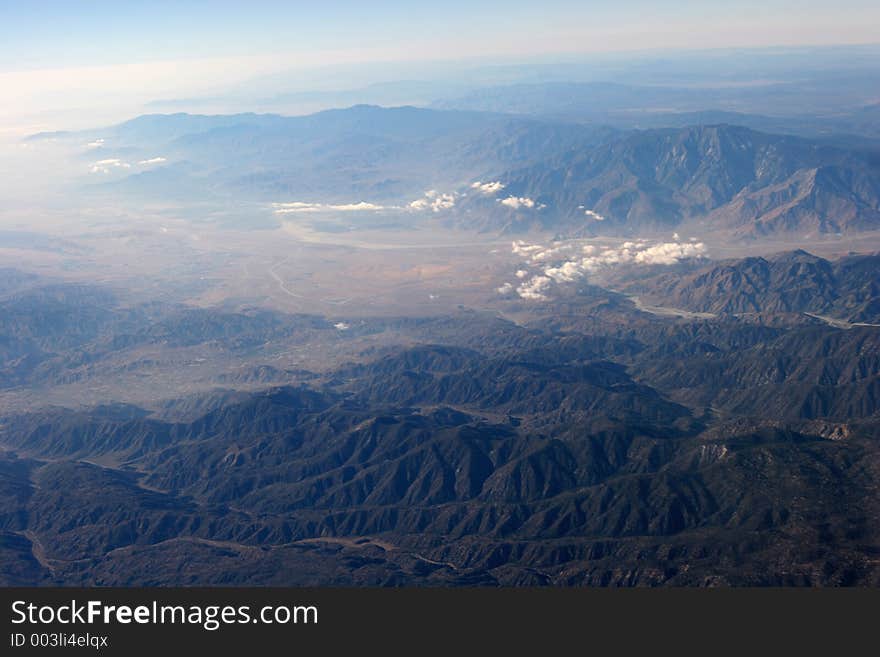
516,275 -> 552,300
333,202 -> 386,212
505,237 -> 707,301
544,260 -> 584,283
511,241 -> 579,265
499,196 -> 536,209
529,243 -> 577,263
584,209 -> 605,221
273,201 -> 386,214
334,322 -> 350,330
471,180 -> 505,195
511,240 -> 544,256
496,282 -> 515,295
138,156 -> 167,165
410,189 -> 457,212
577,240 -> 707,273
90,158 -> 131,173
86,138 -> 105,148
633,241 -> 706,265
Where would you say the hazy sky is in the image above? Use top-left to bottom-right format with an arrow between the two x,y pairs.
1,1 -> 879,134
4,1 -> 880,70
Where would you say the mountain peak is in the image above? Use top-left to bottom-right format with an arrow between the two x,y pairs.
769,249 -> 821,263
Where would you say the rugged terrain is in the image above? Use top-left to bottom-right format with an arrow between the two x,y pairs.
34,106 -> 880,239
1,249 -> 878,586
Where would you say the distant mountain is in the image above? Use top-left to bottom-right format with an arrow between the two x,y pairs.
485,124 -> 880,236
432,81 -> 880,138
431,81 -> 705,118
53,107 -> 880,237
78,106 -> 611,203
108,112 -> 289,143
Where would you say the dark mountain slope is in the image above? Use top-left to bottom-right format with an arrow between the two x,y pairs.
623,250 -> 880,322
337,347 -> 691,426
5,401 -> 877,586
633,325 -> 880,420
1,263 -> 879,585
1,315 -> 879,586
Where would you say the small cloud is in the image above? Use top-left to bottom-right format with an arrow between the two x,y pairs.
334,322 -> 350,331
512,241 -> 578,265
515,269 -> 528,279
410,190 -> 457,212
333,202 -> 385,211
584,209 -> 605,221
530,244 -> 577,263
633,241 -> 706,265
511,240 -> 544,255
497,282 -> 515,295
471,181 -> 505,195
499,196 -> 536,210
138,157 -> 167,165
86,138 -> 105,148
544,260 -> 583,283
90,158 -> 131,174
516,275 -> 551,300
273,201 -> 386,214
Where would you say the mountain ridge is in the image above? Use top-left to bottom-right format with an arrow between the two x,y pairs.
41,107 -> 880,237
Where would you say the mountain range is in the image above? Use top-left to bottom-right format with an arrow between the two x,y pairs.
45,105 -> 880,238
622,250 -> 880,321
1,250 -> 878,586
